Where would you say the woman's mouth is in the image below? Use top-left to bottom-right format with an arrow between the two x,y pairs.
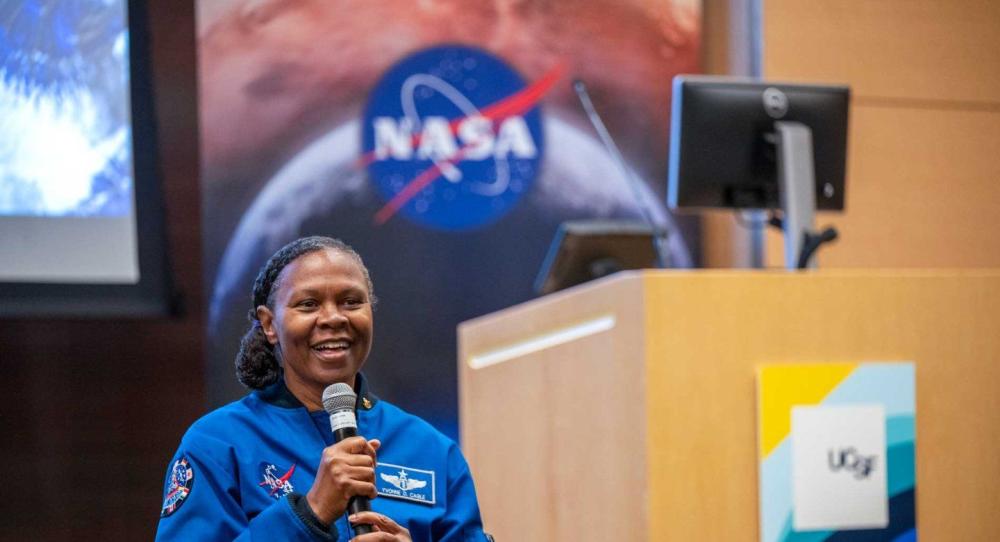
312,339 -> 352,360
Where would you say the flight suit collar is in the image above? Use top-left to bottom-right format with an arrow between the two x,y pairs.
256,372 -> 379,411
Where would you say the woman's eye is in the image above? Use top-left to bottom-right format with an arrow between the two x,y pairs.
297,299 -> 318,308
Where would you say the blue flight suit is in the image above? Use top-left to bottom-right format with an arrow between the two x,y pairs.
155,374 -> 488,541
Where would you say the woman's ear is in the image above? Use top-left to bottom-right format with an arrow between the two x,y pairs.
256,305 -> 278,345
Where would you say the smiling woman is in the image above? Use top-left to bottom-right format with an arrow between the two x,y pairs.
236,237 -> 375,398
256,243 -> 374,410
156,236 -> 490,541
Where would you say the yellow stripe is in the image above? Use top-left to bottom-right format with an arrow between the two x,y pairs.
758,363 -> 857,458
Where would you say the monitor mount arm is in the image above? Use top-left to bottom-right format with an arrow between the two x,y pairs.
768,121 -> 839,269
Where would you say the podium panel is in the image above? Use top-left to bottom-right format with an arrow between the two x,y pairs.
458,270 -> 1000,541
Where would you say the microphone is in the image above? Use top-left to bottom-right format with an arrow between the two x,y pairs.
572,78 -> 693,269
322,383 -> 374,536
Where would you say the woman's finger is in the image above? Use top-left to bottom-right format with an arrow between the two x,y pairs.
350,533 -> 397,542
349,511 -> 408,534
339,454 -> 375,468
334,465 -> 375,484
345,480 -> 378,500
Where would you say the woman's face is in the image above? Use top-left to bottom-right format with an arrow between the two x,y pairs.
258,249 -> 374,399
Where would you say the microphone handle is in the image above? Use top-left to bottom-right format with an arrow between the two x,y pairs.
332,425 -> 359,442
332,424 -> 375,535
347,498 -> 374,535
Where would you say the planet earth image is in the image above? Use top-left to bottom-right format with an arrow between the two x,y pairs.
0,0 -> 133,217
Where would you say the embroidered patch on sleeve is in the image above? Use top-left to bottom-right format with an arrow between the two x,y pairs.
161,456 -> 195,517
376,463 -> 436,505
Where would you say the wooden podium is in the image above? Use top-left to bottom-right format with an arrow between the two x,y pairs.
457,270 -> 1000,541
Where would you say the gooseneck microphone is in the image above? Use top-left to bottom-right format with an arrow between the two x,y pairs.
572,78 -> 694,269
322,383 -> 374,536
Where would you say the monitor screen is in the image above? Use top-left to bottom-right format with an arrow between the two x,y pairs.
667,76 -> 849,211
0,0 -> 172,316
534,220 -> 659,295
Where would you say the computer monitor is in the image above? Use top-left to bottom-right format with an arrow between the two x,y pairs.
534,220 -> 658,295
667,76 -> 850,268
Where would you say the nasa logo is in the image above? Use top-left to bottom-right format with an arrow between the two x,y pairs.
258,462 -> 296,499
362,45 -> 552,230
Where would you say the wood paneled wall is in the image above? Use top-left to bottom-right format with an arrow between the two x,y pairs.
699,0 -> 1000,268
0,4 -> 203,540
761,1 -> 1000,267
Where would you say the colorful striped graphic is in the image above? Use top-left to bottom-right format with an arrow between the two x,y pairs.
757,362 -> 916,542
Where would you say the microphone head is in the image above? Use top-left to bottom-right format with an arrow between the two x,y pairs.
322,382 -> 356,414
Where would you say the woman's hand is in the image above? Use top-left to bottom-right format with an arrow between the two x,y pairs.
349,511 -> 412,541
305,437 -> 381,525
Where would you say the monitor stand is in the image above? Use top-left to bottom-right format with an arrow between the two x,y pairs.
775,121 -> 816,268
773,121 -> 838,269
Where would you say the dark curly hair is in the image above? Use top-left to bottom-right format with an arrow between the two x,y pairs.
235,236 -> 374,389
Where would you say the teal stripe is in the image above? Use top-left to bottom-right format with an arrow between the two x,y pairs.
886,415 -> 915,448
776,513 -> 831,542
887,441 -> 916,496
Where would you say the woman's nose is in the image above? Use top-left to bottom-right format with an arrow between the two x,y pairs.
317,304 -> 348,326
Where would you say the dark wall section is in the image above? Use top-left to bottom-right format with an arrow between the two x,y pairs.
0,2 -> 202,540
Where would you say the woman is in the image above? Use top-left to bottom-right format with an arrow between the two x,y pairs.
156,236 -> 488,541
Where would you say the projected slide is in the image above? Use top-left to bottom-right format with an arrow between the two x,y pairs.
0,0 -> 139,283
